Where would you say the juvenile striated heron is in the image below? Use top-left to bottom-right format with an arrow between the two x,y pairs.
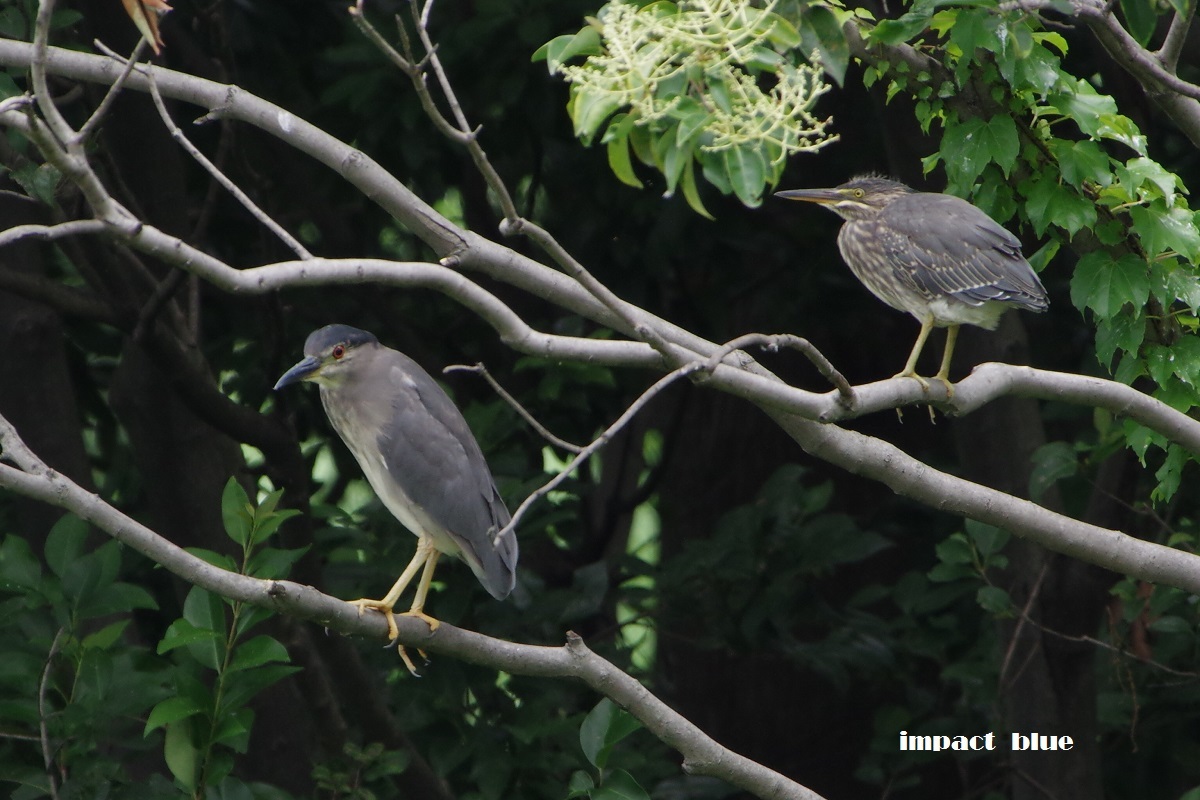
776,176 -> 1048,394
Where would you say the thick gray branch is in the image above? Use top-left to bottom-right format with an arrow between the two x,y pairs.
0,413 -> 826,800
5,40 -> 1200,620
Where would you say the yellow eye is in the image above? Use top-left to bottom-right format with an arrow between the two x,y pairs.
853,188 -> 865,198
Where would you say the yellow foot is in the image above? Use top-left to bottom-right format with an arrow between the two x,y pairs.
892,370 -> 931,392
393,611 -> 440,676
935,373 -> 956,400
349,597 -> 399,641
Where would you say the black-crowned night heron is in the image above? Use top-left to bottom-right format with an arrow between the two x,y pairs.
275,325 -> 517,667
776,176 -> 1048,393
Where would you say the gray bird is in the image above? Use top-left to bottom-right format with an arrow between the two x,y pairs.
275,325 -> 517,664
776,176 -> 1048,393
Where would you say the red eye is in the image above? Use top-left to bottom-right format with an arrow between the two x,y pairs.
332,344 -> 346,359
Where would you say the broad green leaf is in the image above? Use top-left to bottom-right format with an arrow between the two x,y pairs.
1051,139 -> 1111,188
964,519 -> 1009,557
1129,204 -> 1200,262
228,635 -> 291,672
533,27 -> 602,72
571,89 -> 622,146
1094,309 -> 1146,368
580,699 -> 642,769
0,534 -> 43,592
1023,174 -> 1096,237
722,145 -> 766,206
1070,252 -> 1150,318
976,586 -> 1012,614
182,587 -> 227,669
1028,442 -> 1078,501
221,477 -> 252,547
800,5 -> 849,86
565,770 -> 595,799
83,619 -> 130,650
219,664 -> 301,711
164,718 -> 199,791
158,618 -> 222,655
1119,0 -> 1158,45
145,696 -> 206,736
45,514 -> 87,580
593,768 -> 651,800
681,158 -> 715,220
934,533 -> 973,566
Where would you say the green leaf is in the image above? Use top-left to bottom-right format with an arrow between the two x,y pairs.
964,519 -> 1009,557
1028,442 -> 1078,501
0,534 -> 44,593
182,587 -> 227,669
580,699 -> 642,769
145,696 -> 206,737
721,145 -> 766,207
163,718 -> 199,790
83,619 -> 130,651
1022,174 -> 1096,237
1070,252 -> 1149,319
533,27 -> 602,71
1130,203 -> 1200,262
572,89 -> 623,146
976,585 -> 1012,614
593,768 -> 651,800
45,514 -> 88,579
1119,0 -> 1158,45
228,635 -> 291,672
1094,309 -> 1145,368
221,477 -> 253,547
680,158 -> 715,220
565,770 -> 595,799
606,128 -> 643,189
1051,139 -> 1111,188
934,533 -> 973,566
158,618 -> 222,655
800,5 -> 849,87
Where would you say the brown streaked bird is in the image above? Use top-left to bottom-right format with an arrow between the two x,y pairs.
776,176 -> 1048,394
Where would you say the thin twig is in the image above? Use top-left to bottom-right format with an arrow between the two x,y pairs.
502,217 -> 678,360
77,39 -> 149,142
699,332 -> 855,405
146,74 -> 313,260
39,629 -> 64,800
30,0 -> 74,146
444,362 -> 584,453
998,560 -> 1048,688
1157,0 -> 1195,72
500,361 -> 701,537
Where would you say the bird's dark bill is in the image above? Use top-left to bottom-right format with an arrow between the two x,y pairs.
274,355 -> 322,390
775,188 -> 843,204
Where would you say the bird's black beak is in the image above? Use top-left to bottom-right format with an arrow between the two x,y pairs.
775,188 -> 843,205
274,355 -> 321,390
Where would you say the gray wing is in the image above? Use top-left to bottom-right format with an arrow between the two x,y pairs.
881,193 -> 1048,311
378,352 -> 517,600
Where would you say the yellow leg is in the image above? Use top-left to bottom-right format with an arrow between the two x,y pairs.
394,549 -> 443,675
894,318 -> 934,391
348,537 -> 439,643
935,325 -> 959,398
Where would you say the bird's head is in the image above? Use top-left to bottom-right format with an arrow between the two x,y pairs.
775,175 -> 914,221
274,324 -> 380,390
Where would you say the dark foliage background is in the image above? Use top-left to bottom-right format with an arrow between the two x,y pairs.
1,0 -> 1199,799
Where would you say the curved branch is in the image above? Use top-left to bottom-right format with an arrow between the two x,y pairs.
0,412 -> 827,800
7,38 -> 1200,614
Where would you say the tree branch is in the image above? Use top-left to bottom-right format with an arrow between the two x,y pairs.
6,39 -> 1200,632
0,410 -> 828,800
